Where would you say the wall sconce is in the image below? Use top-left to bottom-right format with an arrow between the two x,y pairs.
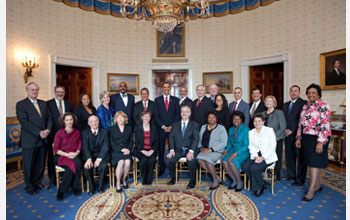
21,55 -> 39,83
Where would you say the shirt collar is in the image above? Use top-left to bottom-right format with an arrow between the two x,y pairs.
290,97 -> 299,103
253,99 -> 261,105
91,128 -> 98,135
28,97 -> 37,103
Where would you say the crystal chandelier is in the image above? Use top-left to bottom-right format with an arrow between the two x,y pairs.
120,0 -> 210,32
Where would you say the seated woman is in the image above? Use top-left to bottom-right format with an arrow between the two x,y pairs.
243,113 -> 278,197
133,111 -> 158,185
110,111 -> 133,193
222,111 -> 249,192
96,91 -> 115,130
54,112 -> 82,201
197,111 -> 228,190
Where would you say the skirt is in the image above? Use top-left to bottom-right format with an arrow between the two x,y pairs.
197,151 -> 222,165
111,152 -> 132,167
301,134 -> 329,168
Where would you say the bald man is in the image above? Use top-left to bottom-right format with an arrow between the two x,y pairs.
81,115 -> 110,194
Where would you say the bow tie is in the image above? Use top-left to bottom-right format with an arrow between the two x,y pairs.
122,94 -> 127,98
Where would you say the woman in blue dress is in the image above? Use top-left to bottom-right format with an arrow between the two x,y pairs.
96,91 -> 115,130
222,111 -> 249,191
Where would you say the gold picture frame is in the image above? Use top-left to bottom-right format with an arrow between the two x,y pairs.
203,71 -> 233,94
157,26 -> 185,57
320,48 -> 346,90
107,73 -> 140,95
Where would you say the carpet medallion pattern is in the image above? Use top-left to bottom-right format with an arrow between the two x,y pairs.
212,187 -> 260,220
75,188 -> 124,220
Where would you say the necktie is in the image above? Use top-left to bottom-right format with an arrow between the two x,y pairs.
182,122 -> 187,155
250,103 -> 256,118
93,131 -> 97,136
34,101 -> 41,116
58,100 -> 63,115
165,96 -> 169,112
122,93 -> 127,98
182,122 -> 187,137
288,101 -> 294,114
233,102 -> 237,112
144,102 -> 147,111
196,99 -> 201,108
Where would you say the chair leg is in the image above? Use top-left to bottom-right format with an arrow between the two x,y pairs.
243,173 -> 247,190
81,172 -> 85,193
133,161 -> 137,185
155,161 -> 158,183
199,167 -> 202,184
271,168 -> 275,195
86,180 -> 89,193
175,162 -> 178,184
108,164 -> 112,189
56,171 -> 60,190
112,167 -> 115,189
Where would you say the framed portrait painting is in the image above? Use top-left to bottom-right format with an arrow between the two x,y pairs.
203,72 -> 233,94
107,73 -> 140,95
320,49 -> 346,90
157,26 -> 185,57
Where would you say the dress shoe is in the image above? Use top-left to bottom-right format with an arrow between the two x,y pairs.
315,186 -> 323,193
302,196 -> 313,202
292,181 -> 304,186
252,188 -> 264,197
227,184 -> 237,190
26,189 -> 38,195
98,188 -> 105,193
235,187 -> 243,192
187,181 -> 195,189
88,188 -> 95,195
123,183 -> 129,189
209,183 -> 220,191
56,192 -> 64,201
34,184 -> 48,190
168,178 -> 176,185
73,189 -> 81,196
116,187 -> 123,193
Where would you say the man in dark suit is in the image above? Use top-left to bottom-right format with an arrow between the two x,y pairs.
110,81 -> 135,127
191,85 -> 214,127
165,105 -> 199,189
282,85 -> 307,186
81,115 -> 110,193
179,87 -> 192,109
228,87 -> 250,127
133,88 -> 155,128
46,86 -> 74,185
209,84 -> 219,103
16,82 -> 53,195
154,82 -> 181,175
249,88 -> 267,129
326,59 -> 346,85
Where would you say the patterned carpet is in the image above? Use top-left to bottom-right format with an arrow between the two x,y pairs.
6,168 -> 346,220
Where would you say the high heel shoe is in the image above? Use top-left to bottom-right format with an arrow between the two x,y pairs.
116,187 -> 123,193
302,196 -> 313,202
228,184 -> 237,190
315,186 -> 323,193
123,183 -> 129,189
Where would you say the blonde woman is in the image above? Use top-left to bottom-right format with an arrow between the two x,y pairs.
96,91 -> 115,130
110,111 -> 133,192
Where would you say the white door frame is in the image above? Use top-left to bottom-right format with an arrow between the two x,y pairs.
147,63 -> 194,100
241,53 -> 289,102
49,55 -> 101,106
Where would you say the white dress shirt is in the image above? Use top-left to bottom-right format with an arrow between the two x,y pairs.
250,99 -> 261,114
55,98 -> 65,114
120,93 -> 128,107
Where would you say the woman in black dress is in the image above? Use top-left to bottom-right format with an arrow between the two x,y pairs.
110,111 -> 133,192
133,111 -> 158,185
74,94 -> 96,132
213,94 -> 231,130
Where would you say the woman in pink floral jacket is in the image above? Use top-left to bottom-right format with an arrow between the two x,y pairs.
295,83 -> 331,202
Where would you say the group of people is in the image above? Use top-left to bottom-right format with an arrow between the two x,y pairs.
16,80 -> 331,202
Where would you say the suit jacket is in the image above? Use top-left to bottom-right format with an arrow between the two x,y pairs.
229,99 -> 250,127
326,70 -> 346,85
180,97 -> 193,109
133,100 -> 156,127
110,93 -> 135,126
47,98 -> 74,134
16,97 -> 53,149
282,98 -> 307,134
261,109 -> 287,141
154,95 -> 180,128
249,100 -> 267,129
248,126 -> 277,164
169,121 -> 199,155
110,124 -> 133,152
191,96 -> 214,127
74,105 -> 97,132
198,124 -> 227,153
133,124 -> 159,155
81,128 -> 110,161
